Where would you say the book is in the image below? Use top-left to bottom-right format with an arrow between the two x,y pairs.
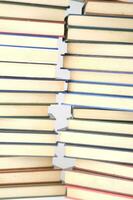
0,79 -> 65,92
67,42 -> 133,57
0,131 -> 57,144
3,0 -> 70,7
75,159 -> 133,179
66,185 -> 133,200
69,70 -> 133,85
0,18 -> 64,37
68,118 -> 133,135
63,55 -> 133,72
73,108 -> 133,121
0,46 -> 58,64
0,34 -> 59,48
67,15 -> 133,30
0,62 -> 57,79
84,1 -> 133,16
64,145 -> 133,163
67,27 -> 133,43
0,105 -> 49,117
0,157 -> 53,170
0,118 -> 55,131
0,144 -> 56,156
65,169 -> 133,195
0,92 -> 57,104
0,168 -> 61,185
0,2 -> 66,22
64,93 -> 133,111
68,81 -> 133,97
59,130 -> 133,149
0,183 -> 65,199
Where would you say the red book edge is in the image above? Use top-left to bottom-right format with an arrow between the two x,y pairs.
66,185 -> 133,199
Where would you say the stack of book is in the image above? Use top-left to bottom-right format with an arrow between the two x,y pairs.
0,157 -> 65,199
0,1 -> 69,198
60,107 -> 133,199
63,0 -> 133,111
65,159 -> 133,200
60,0 -> 133,199
0,0 -> 69,156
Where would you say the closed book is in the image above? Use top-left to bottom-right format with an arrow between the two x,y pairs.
0,168 -> 61,185
84,1 -> 133,16
67,42 -> 133,57
67,15 -> 133,30
59,130 -> 133,149
0,131 -> 57,144
73,108 -> 133,121
0,34 -> 59,48
0,144 -> 56,156
64,145 -> 133,163
0,18 -> 64,37
0,46 -> 58,64
0,183 -> 65,199
68,81 -> 133,97
69,70 -> 133,85
0,118 -> 55,131
64,93 -> 133,111
0,92 -> 56,104
75,159 -> 133,179
0,62 -> 57,79
0,105 -> 49,117
0,79 -> 65,92
0,2 -> 66,22
68,118 -> 133,135
65,170 -> 133,195
0,157 -> 53,170
3,0 -> 69,7
67,185 -> 133,200
67,27 -> 133,43
63,55 -> 133,72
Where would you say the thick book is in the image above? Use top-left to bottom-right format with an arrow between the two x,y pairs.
73,108 -> 133,121
0,144 -> 56,156
0,157 -> 53,170
75,159 -> 133,179
0,34 -> 59,48
64,145 -> 133,163
0,183 -> 65,199
0,78 -> 65,92
67,15 -> 133,30
3,0 -> 69,7
0,131 -> 57,144
68,118 -> 133,135
0,18 -> 64,37
68,81 -> 133,97
66,185 -> 133,200
0,62 -> 57,79
67,42 -> 133,57
59,130 -> 133,149
67,27 -> 133,43
63,55 -> 133,72
84,1 -> 133,16
0,46 -> 58,64
0,2 -> 66,22
0,105 -> 49,117
64,93 -> 133,111
0,118 -> 55,131
0,168 -> 61,185
0,92 -> 57,104
65,169 -> 133,195
69,70 -> 133,85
